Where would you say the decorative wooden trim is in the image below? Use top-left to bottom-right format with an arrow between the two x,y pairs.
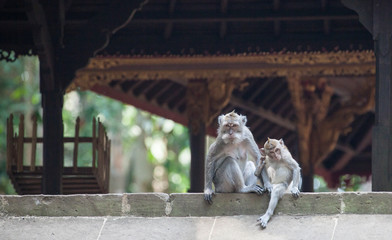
69,50 -> 375,91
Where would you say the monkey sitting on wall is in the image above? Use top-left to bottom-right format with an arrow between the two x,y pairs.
204,111 -> 264,204
256,138 -> 302,228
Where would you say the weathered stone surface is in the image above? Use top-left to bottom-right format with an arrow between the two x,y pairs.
0,216 -> 104,240
3,215 -> 392,240
0,194 -> 122,217
100,216 -> 214,240
333,214 -> 392,240
275,192 -> 341,215
342,192 -> 392,214
170,193 -> 267,217
1,192 -> 392,217
211,215 -> 337,240
122,193 -> 169,217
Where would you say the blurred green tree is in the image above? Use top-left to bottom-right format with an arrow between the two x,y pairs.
0,55 -> 190,194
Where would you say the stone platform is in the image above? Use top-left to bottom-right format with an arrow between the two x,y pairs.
1,192 -> 392,239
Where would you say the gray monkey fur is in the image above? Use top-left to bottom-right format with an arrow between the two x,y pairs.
256,138 -> 302,228
204,111 -> 263,204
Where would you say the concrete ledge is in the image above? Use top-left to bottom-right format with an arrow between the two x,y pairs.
1,192 -> 392,217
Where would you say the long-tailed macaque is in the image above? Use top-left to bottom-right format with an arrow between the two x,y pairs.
204,111 -> 263,204
256,138 -> 302,228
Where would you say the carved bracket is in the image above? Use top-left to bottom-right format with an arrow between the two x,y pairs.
186,78 -> 245,134
288,76 -> 375,174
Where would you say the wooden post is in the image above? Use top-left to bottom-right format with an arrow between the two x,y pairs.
6,114 -> 14,172
372,0 -> 392,191
188,122 -> 206,192
42,90 -> 64,194
30,115 -> 37,171
73,117 -> 80,172
185,78 -> 238,192
106,138 -> 111,193
92,118 -> 96,170
17,114 -> 25,173
98,120 -> 104,186
343,0 -> 392,191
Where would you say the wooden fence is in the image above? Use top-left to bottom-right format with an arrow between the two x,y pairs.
6,114 -> 111,194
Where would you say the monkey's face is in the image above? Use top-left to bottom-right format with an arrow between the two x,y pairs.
219,118 -> 244,144
264,138 -> 280,157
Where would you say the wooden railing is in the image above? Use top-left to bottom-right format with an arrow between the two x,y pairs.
6,114 -> 111,194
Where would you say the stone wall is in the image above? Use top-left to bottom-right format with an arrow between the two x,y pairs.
1,192 -> 392,217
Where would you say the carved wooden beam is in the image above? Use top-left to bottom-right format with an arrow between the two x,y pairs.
70,50 -> 375,91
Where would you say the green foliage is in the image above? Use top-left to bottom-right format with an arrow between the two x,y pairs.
338,174 -> 364,192
0,56 -> 40,194
1,56 -> 190,194
64,90 -> 190,193
313,175 -> 330,192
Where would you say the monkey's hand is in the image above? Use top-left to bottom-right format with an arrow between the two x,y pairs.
251,185 -> 264,195
204,188 -> 215,204
291,187 -> 300,198
264,183 -> 273,195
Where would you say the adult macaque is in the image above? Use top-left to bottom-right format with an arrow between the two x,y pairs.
256,138 -> 302,228
204,111 -> 263,204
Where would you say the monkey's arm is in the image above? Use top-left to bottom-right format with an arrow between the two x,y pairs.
261,166 -> 273,193
204,143 -> 218,204
255,148 -> 272,193
287,158 -> 301,197
244,128 -> 262,165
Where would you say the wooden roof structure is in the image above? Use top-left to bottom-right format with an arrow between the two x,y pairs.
1,0 -> 391,193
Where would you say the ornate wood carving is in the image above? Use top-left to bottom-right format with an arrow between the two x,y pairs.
186,80 -> 209,134
68,50 -> 375,92
288,76 -> 375,177
186,78 -> 244,134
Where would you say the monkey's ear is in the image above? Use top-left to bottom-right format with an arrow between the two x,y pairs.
279,138 -> 285,146
218,115 -> 224,125
241,115 -> 247,125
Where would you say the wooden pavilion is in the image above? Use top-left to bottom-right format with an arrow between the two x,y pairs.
1,0 -> 391,194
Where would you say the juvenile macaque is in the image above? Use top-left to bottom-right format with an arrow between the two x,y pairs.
204,111 -> 263,204
256,138 -> 302,228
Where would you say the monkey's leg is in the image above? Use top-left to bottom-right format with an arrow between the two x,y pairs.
258,183 -> 286,228
238,161 -> 263,194
244,161 -> 257,186
214,157 -> 262,194
213,157 -> 237,193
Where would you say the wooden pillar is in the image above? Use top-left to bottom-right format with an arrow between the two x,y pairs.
188,122 -> 206,192
186,78 -> 240,192
42,90 -> 64,194
186,80 -> 208,192
372,0 -> 392,191
288,76 -> 374,191
343,0 -> 392,191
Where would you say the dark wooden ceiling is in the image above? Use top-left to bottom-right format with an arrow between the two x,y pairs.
0,0 -> 372,57
0,0 -> 374,188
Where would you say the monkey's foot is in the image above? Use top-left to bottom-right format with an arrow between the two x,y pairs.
291,187 -> 300,198
257,214 -> 270,228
